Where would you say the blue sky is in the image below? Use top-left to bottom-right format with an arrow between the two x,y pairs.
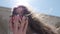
0,0 -> 60,17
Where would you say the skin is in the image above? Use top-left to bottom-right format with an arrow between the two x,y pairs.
16,7 -> 24,16
9,7 -> 28,34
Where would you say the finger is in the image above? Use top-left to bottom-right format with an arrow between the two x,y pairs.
9,17 -> 14,32
21,16 -> 25,23
13,15 -> 19,28
18,23 -> 21,30
19,16 -> 26,31
23,17 -> 28,32
13,15 -> 19,23
18,16 -> 22,24
13,15 -> 19,29
18,17 -> 22,29
13,22 -> 18,34
12,16 -> 15,20
13,16 -> 19,34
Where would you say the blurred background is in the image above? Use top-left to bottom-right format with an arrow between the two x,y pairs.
0,0 -> 60,34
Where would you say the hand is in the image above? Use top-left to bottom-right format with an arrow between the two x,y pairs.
9,15 -> 28,34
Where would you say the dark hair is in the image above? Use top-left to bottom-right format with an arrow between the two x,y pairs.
12,6 -> 30,16
12,7 -> 18,16
12,5 -> 58,34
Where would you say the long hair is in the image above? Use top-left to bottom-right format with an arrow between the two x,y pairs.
12,5 -> 58,34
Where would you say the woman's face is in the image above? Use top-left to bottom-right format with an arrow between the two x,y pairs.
16,7 -> 24,15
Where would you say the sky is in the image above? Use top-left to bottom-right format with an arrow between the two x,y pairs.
0,0 -> 60,17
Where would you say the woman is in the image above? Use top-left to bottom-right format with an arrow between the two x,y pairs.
9,5 -> 58,34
